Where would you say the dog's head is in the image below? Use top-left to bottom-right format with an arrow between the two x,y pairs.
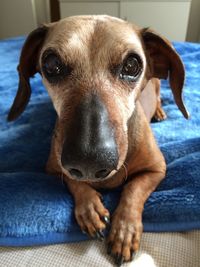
8,15 -> 188,182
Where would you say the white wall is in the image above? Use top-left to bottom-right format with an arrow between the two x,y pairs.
0,0 -> 50,39
120,1 -> 191,42
0,0 -> 37,39
60,0 -> 195,42
0,0 -> 200,42
186,0 -> 200,42
34,0 -> 50,25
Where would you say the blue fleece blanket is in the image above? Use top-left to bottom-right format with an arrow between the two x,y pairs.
0,37 -> 200,246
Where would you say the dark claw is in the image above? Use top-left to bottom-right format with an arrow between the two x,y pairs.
130,249 -> 136,261
102,216 -> 110,226
95,230 -> 105,241
81,230 -> 87,235
107,242 -> 112,255
114,254 -> 124,266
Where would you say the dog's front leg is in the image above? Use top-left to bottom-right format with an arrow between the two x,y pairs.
65,178 -> 110,240
107,165 -> 165,265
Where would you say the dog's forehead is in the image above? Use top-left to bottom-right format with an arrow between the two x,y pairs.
43,16 -> 143,58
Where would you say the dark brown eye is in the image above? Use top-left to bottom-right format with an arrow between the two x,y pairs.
119,54 -> 142,82
42,52 -> 71,83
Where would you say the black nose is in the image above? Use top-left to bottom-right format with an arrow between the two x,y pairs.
61,94 -> 118,180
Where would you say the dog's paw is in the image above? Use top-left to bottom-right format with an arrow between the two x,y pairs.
154,105 -> 167,122
75,191 -> 110,241
107,207 -> 142,266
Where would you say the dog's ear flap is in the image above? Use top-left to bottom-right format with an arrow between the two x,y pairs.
7,25 -> 49,121
141,28 -> 189,119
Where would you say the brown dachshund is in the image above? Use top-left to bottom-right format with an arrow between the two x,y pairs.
8,15 -> 189,266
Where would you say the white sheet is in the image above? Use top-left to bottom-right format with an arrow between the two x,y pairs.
0,231 -> 199,267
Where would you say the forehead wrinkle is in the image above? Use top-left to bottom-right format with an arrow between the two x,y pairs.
41,18 -> 96,65
89,21 -> 144,70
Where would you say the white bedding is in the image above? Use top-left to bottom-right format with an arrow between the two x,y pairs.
0,231 -> 199,267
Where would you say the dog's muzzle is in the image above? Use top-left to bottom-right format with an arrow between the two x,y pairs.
61,94 -> 118,181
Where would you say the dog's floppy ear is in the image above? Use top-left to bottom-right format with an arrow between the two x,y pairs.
7,25 -> 49,121
141,28 -> 189,119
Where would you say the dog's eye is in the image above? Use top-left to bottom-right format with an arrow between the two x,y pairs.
42,52 -> 70,83
119,54 -> 142,82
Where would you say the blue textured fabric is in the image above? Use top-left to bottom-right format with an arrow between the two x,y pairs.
0,37 -> 200,246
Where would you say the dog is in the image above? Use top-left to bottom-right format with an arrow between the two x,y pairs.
8,15 -> 189,266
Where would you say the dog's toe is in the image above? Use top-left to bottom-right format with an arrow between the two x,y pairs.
107,240 -> 137,266
106,206 -> 142,265
75,192 -> 110,239
153,106 -> 167,122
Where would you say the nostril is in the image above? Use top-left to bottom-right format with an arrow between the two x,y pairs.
95,169 -> 111,179
68,168 -> 83,178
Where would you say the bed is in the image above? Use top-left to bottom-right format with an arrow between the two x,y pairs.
0,36 -> 200,267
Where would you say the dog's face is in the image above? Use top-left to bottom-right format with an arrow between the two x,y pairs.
8,15 -> 188,182
40,16 -> 147,181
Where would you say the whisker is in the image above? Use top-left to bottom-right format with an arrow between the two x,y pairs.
122,163 -> 128,182
124,161 -> 128,168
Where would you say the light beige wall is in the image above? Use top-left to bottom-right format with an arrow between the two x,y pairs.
186,0 -> 200,42
60,2 -> 120,18
0,0 -> 50,39
34,0 -> 50,25
1,0 -> 199,42
0,0 -> 37,39
120,1 -> 191,42
60,0 -> 191,42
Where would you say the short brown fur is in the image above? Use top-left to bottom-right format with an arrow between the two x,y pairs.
8,15 -> 189,265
